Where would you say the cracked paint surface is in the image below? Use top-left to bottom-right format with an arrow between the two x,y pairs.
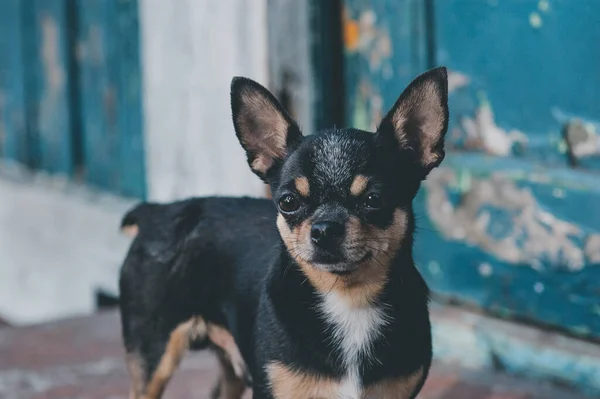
343,0 -> 600,340
343,1 -> 426,132
425,168 -> 595,271
461,100 -> 529,157
413,154 -> 600,339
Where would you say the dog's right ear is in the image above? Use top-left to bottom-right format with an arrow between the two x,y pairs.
231,77 -> 303,182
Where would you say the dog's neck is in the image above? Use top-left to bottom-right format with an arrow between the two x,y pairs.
268,234 -> 417,303
267,240 -> 420,336
266,242 -> 427,391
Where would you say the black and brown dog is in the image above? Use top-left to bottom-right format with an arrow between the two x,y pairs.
119,67 -> 449,399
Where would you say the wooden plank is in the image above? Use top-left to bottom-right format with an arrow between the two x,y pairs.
340,0 -> 600,340
430,303 -> 600,396
310,0 -> 345,130
416,153 -> 600,340
138,0 -> 267,200
0,0 -> 28,164
75,0 -> 145,197
342,0 -> 430,131
413,0 -> 600,339
21,0 -> 74,175
75,0 -> 118,191
267,0 -> 313,133
433,0 -> 600,167
114,0 -> 145,198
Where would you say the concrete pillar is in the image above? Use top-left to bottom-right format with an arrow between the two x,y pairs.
139,0 -> 269,200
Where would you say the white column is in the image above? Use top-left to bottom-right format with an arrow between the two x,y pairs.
139,0 -> 269,201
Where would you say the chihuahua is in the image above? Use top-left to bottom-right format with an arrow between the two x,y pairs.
119,66 -> 449,399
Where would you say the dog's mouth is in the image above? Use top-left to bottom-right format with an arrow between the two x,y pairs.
317,251 -> 372,276
330,268 -> 353,276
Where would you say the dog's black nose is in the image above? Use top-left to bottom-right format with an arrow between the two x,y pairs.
311,221 -> 344,248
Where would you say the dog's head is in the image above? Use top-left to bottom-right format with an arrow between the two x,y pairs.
231,68 -> 448,300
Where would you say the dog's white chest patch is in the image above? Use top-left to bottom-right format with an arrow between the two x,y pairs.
320,292 -> 388,399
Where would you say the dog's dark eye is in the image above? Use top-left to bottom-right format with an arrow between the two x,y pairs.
364,193 -> 383,210
279,194 -> 300,213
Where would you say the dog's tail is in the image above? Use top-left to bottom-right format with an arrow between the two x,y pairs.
120,203 -> 153,238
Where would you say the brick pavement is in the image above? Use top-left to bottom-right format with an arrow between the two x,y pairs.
0,311 -> 593,399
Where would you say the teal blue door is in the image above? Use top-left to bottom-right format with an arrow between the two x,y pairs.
0,0 -> 146,198
343,0 -> 600,340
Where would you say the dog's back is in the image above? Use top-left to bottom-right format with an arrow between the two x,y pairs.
119,196 -> 275,398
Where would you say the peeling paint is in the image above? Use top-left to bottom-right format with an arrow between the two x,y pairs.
352,80 -> 383,131
428,260 -> 442,275
343,8 -> 360,52
88,25 -> 105,65
425,169 -> 595,271
551,109 -> 600,166
534,282 -> 545,293
344,6 -> 395,133
478,262 -> 493,277
344,7 -> 393,71
0,91 -> 5,148
447,70 -> 470,94
40,16 -> 65,91
38,14 -> 67,154
552,187 -> 566,198
529,12 -> 543,29
461,101 -> 528,156
563,119 -> 600,164
584,235 -> 600,264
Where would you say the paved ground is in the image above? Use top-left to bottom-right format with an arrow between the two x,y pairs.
0,310 -> 593,399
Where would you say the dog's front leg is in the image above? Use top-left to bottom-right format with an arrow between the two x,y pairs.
210,349 -> 247,399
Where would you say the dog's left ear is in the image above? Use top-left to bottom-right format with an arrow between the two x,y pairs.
231,77 -> 303,182
377,67 -> 449,179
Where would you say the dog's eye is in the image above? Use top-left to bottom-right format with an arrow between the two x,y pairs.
364,193 -> 383,210
279,194 -> 300,213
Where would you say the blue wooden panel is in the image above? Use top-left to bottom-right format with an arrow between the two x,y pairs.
0,0 -> 28,164
115,0 -> 146,198
309,0 -> 345,130
76,0 -> 146,198
76,0 -> 118,190
21,0 -> 74,174
342,0 -> 600,340
343,0 -> 429,131
415,153 -> 600,339
434,0 -> 600,168
424,0 -> 600,339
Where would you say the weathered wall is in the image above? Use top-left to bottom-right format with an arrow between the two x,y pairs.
342,0 -> 600,340
0,0 -> 147,199
267,0 -> 313,132
0,0 -> 272,325
139,0 -> 269,201
0,166 -> 134,325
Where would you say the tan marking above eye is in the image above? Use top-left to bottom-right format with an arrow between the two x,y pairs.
350,175 -> 369,196
294,176 -> 310,197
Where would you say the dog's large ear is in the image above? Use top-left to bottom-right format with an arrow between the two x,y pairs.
231,77 -> 302,181
377,67 -> 449,179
